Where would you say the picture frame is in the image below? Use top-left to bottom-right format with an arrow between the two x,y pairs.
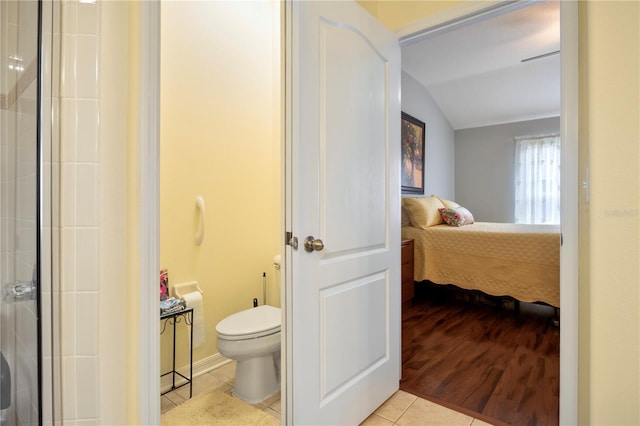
401,112 -> 425,194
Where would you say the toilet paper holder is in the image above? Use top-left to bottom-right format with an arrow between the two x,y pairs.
172,281 -> 204,299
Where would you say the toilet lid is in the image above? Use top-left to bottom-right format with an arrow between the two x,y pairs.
216,305 -> 281,338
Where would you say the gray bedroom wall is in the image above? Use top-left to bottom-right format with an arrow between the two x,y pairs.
455,116 -> 561,223
401,71 -> 455,200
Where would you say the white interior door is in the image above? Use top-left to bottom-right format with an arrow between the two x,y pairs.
285,1 -> 401,424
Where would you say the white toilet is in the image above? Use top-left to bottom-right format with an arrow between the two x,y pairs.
216,304 -> 281,403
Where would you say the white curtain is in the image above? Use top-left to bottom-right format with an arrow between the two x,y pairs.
514,134 -> 561,224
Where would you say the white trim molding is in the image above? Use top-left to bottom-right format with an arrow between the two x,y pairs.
559,1 -> 579,424
160,353 -> 231,393
139,1 -> 161,424
396,0 -> 536,45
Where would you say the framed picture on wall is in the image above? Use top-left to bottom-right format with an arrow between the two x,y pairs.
401,112 -> 425,194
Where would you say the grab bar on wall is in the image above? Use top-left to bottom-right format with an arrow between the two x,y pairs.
195,196 -> 206,246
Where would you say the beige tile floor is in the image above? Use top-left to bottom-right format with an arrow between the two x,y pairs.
161,361 -> 281,421
362,391 -> 494,426
161,362 -> 494,425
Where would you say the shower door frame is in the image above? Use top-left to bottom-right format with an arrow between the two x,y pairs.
0,0 -> 59,423
40,0 -> 61,423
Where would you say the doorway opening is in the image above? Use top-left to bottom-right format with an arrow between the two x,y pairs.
395,2 -> 578,425
156,1 -> 283,424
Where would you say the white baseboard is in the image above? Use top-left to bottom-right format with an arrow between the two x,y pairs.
161,352 -> 231,393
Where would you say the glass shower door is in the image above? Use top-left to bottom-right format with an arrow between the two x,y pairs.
1,1 -> 43,424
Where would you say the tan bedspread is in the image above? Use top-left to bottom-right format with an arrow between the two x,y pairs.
401,222 -> 560,307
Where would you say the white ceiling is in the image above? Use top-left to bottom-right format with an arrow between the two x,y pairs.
401,1 -> 560,130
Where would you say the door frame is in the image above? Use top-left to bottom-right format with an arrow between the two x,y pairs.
136,1 -> 579,425
558,3 -> 580,423
138,2 -> 161,424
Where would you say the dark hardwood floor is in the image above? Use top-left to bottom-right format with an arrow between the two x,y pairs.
401,283 -> 559,426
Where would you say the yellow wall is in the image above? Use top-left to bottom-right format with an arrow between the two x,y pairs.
582,1 -> 639,424
159,1 -> 281,372
99,1 -> 134,423
356,0 -> 465,30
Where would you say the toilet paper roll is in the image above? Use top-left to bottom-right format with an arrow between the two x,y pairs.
183,291 -> 205,348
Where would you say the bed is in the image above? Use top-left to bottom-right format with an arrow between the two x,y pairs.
401,196 -> 560,308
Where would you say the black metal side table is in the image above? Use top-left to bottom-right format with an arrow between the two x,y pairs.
160,307 -> 194,398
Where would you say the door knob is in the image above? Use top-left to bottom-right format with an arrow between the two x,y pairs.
304,236 -> 324,252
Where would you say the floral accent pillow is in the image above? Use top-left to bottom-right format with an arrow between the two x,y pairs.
439,207 -> 475,227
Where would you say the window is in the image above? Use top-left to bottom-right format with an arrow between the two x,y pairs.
514,134 -> 561,224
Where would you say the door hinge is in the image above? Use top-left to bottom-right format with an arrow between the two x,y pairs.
286,231 -> 298,250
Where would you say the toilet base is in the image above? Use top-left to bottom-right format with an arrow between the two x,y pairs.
232,354 -> 279,404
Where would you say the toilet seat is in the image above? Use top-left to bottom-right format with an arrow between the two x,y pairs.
216,305 -> 281,341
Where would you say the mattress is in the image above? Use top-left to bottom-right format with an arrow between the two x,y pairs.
401,222 -> 560,307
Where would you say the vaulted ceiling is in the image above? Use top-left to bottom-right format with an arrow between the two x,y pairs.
401,1 -> 560,130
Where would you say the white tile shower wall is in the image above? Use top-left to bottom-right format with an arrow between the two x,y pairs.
59,0 -> 101,422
